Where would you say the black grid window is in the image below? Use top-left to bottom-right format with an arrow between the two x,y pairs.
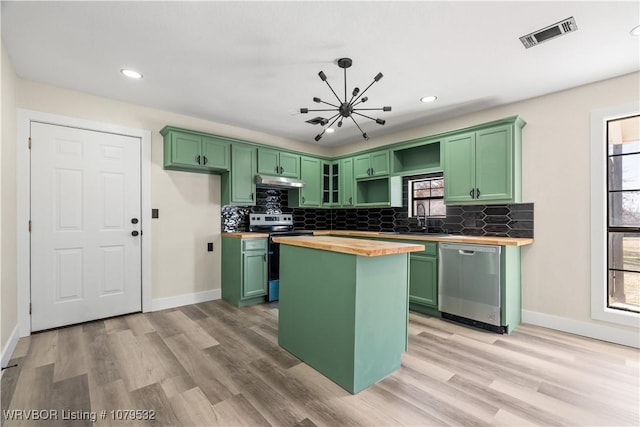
408,176 -> 445,218
607,114 -> 640,314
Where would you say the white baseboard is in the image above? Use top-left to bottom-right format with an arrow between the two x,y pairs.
1,325 -> 20,369
149,289 -> 221,312
522,309 -> 639,348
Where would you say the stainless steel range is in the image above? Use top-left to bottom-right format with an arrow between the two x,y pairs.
249,213 -> 314,301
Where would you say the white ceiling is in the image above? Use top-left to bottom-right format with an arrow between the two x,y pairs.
2,1 -> 639,146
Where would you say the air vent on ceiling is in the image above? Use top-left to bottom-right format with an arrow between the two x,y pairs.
519,17 -> 577,49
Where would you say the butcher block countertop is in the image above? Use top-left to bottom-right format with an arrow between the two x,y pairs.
272,235 -> 425,257
313,230 -> 534,247
223,232 -> 269,238
223,230 -> 534,246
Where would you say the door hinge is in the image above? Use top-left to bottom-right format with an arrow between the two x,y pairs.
29,303 -> 32,315
28,220 -> 32,232
28,137 -> 32,149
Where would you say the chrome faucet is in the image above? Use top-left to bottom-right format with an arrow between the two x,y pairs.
416,203 -> 427,230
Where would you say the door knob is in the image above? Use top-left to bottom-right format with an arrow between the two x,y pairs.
131,218 -> 139,224
131,230 -> 139,237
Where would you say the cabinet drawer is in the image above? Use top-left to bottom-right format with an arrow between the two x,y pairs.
242,238 -> 267,251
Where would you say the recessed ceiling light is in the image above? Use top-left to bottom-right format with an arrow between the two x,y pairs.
325,128 -> 335,134
631,24 -> 640,36
420,95 -> 437,103
121,69 -> 143,79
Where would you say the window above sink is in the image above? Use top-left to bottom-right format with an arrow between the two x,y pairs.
408,173 -> 445,219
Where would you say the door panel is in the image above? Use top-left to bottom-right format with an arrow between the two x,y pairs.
340,158 -> 354,206
444,132 -> 476,203
475,125 -> 512,201
202,137 -> 229,171
30,122 -> 142,331
409,256 -> 437,307
370,151 -> 390,176
243,252 -> 267,297
230,144 -> 256,204
279,152 -> 300,178
354,155 -> 371,179
171,132 -> 202,167
257,148 -> 280,175
299,156 -> 322,206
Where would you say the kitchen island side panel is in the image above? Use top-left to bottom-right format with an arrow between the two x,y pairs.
353,254 -> 409,393
278,245 -> 357,391
278,245 -> 409,394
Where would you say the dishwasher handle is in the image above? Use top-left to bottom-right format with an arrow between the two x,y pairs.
458,249 -> 476,255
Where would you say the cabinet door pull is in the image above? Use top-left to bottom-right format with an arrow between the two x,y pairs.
280,166 -> 284,174
196,155 -> 201,165
203,156 -> 208,165
476,188 -> 481,199
250,193 -> 254,200
349,196 -> 353,204
302,196 -> 306,203
469,189 -> 475,199
370,168 -> 374,176
263,254 -> 266,262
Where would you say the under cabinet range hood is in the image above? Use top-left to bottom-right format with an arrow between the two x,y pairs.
255,174 -> 305,188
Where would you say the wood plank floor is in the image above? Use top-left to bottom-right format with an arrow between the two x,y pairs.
2,300 -> 638,426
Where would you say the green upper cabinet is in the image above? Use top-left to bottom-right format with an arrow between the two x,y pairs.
202,136 -> 230,170
340,158 -> 355,207
354,150 -> 390,179
221,144 -> 257,206
161,126 -> 230,174
322,161 -> 340,208
476,126 -> 514,201
443,118 -> 525,204
257,148 -> 300,178
289,156 -> 322,207
443,132 -> 476,203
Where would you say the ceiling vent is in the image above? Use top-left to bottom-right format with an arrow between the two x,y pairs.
519,17 -> 577,48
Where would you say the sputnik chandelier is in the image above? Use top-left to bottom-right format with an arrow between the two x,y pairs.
300,57 -> 391,142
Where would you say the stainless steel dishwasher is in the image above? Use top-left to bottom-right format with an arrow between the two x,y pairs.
438,243 -> 505,333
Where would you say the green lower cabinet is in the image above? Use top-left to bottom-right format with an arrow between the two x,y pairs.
242,251 -> 268,298
409,255 -> 437,308
221,237 -> 267,307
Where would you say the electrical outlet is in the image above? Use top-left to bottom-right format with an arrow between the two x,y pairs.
207,242 -> 214,252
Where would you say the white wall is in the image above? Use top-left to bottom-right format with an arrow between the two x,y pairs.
14,79 -> 332,305
1,43 -> 18,354
334,72 -> 640,342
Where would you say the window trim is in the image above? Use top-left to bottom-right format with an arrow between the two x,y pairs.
590,101 -> 640,327
408,174 -> 445,218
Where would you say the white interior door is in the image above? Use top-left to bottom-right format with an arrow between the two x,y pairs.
30,122 -> 142,331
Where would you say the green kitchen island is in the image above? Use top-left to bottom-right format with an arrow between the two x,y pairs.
272,235 -> 425,394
